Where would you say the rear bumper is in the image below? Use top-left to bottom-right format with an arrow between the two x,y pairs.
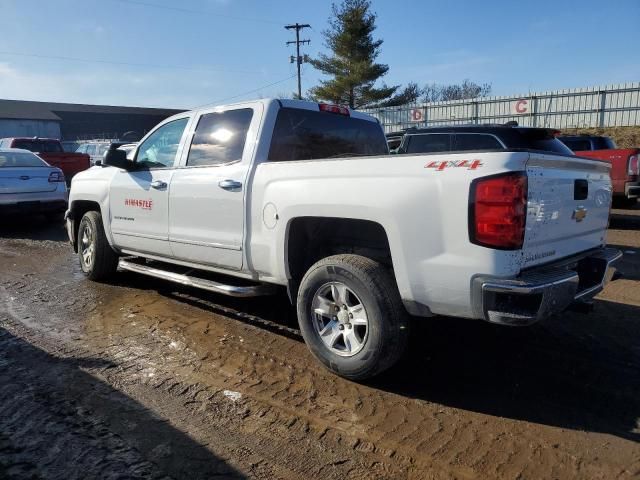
473,247 -> 622,326
625,181 -> 640,199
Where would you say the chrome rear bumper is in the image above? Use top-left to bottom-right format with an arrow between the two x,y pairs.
625,182 -> 640,199
474,247 -> 622,326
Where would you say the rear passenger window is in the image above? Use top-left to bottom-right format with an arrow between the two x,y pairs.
187,109 -> 253,167
405,134 -> 451,154
454,134 -> 502,151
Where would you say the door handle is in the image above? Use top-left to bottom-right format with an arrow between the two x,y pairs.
150,180 -> 167,189
218,179 -> 242,191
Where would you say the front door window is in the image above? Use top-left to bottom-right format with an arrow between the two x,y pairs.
136,118 -> 189,169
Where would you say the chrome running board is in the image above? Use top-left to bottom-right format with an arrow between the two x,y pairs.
118,258 -> 277,297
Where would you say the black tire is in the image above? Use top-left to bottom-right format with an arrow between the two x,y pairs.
77,210 -> 119,281
296,254 -> 409,381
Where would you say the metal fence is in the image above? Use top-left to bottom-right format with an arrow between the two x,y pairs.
361,82 -> 640,133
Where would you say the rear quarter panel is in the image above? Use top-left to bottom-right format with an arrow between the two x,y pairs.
248,151 -> 530,318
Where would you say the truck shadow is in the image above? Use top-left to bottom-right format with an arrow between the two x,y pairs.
143,275 -> 640,443
609,203 -> 640,230
372,298 -> 640,443
607,243 -> 640,281
0,215 -> 68,242
0,326 -> 243,479
609,213 -> 640,231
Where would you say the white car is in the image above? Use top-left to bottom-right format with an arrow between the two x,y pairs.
65,99 -> 620,380
0,148 -> 68,216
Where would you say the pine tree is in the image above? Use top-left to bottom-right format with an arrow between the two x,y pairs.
309,0 -> 397,108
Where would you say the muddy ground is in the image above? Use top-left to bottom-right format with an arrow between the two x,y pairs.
0,207 -> 639,480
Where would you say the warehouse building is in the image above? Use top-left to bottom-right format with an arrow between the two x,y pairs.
0,99 -> 183,143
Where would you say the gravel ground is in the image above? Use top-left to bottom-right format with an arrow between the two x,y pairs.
1,207 -> 639,479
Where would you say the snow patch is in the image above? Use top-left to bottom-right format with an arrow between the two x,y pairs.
223,390 -> 242,402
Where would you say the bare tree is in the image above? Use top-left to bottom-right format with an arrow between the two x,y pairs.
421,80 -> 491,103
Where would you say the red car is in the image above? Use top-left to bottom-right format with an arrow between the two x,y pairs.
559,135 -> 639,207
0,137 -> 90,183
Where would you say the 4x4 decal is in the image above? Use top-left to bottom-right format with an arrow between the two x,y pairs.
425,160 -> 483,171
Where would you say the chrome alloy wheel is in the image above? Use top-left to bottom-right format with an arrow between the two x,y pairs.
311,282 -> 369,357
80,222 -> 95,270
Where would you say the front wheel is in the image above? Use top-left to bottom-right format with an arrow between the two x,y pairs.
297,254 -> 409,381
77,210 -> 119,280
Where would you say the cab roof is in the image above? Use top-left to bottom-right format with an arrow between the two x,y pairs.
185,98 -> 379,123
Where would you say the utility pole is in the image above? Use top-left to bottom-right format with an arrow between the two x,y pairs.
285,23 -> 310,99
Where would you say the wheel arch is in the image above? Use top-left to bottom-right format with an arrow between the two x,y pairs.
284,216 -> 393,302
68,200 -> 103,252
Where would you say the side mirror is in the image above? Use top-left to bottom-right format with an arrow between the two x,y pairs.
103,148 -> 132,170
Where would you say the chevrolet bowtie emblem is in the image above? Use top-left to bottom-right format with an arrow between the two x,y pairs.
573,207 -> 588,222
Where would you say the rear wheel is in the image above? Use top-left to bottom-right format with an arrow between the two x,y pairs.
297,254 -> 409,380
77,211 -> 119,280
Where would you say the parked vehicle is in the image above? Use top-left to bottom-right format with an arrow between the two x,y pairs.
0,148 -> 67,216
0,137 -> 90,182
61,140 -> 81,153
386,124 -> 574,156
65,99 -> 620,380
76,141 -> 131,166
558,135 -> 639,208
386,133 -> 403,153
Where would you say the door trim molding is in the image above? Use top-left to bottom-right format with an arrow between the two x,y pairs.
168,236 -> 242,251
111,230 -> 168,241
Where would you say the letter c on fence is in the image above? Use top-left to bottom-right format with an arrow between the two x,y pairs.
515,99 -> 528,114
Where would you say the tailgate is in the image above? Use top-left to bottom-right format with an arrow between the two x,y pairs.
41,153 -> 90,177
523,152 -> 611,268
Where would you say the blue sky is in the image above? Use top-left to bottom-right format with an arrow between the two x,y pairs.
0,0 -> 638,109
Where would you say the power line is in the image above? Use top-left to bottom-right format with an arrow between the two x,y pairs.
201,74 -> 297,107
112,0 -> 282,25
285,23 -> 311,99
0,50 -> 260,74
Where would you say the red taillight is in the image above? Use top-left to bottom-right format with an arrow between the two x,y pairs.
470,172 -> 527,250
48,170 -> 65,183
318,103 -> 350,116
628,154 -> 639,175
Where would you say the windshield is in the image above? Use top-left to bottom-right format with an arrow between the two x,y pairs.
268,107 -> 388,161
0,151 -> 48,167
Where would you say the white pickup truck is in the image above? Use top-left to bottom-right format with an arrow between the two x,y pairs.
66,99 -> 621,380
